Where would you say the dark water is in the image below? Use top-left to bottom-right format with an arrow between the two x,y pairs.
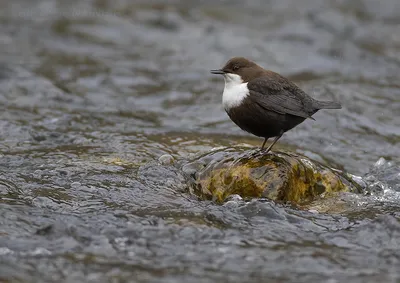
0,0 -> 399,282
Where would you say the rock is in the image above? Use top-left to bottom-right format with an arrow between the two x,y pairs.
181,147 -> 363,205
158,154 -> 175,165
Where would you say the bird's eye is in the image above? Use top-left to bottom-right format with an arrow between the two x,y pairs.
233,65 -> 239,71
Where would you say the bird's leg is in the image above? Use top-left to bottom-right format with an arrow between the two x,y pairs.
260,138 -> 268,151
264,132 -> 284,153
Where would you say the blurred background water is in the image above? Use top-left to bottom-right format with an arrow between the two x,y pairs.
0,0 -> 399,282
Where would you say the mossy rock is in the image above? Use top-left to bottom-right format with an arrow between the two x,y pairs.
181,148 -> 362,205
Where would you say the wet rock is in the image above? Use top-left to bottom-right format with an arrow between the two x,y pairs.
181,147 -> 363,205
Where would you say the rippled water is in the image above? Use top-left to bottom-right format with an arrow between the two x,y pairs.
0,0 -> 399,282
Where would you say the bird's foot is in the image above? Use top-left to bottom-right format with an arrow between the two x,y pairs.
246,148 -> 271,158
259,148 -> 272,155
243,148 -> 259,158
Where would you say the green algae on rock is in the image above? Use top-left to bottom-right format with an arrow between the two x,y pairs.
181,148 -> 362,205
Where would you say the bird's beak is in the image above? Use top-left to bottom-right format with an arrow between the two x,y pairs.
210,69 -> 225,75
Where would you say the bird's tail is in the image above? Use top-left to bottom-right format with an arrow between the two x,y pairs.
313,100 -> 342,110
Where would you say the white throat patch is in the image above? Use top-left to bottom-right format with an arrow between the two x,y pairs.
222,73 -> 249,110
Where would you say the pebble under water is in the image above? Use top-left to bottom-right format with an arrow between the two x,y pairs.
0,0 -> 400,282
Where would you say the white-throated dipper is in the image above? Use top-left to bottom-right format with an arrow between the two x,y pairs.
211,57 -> 341,153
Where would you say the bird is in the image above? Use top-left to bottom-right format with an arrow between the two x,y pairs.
210,57 -> 341,153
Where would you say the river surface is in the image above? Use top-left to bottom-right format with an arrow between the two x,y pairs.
0,0 -> 399,282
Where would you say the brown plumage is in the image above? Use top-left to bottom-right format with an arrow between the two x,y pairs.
211,57 -> 342,152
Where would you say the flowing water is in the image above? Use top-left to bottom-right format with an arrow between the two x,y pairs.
0,0 -> 399,282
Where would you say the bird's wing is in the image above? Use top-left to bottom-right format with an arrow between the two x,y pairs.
247,76 -> 314,119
